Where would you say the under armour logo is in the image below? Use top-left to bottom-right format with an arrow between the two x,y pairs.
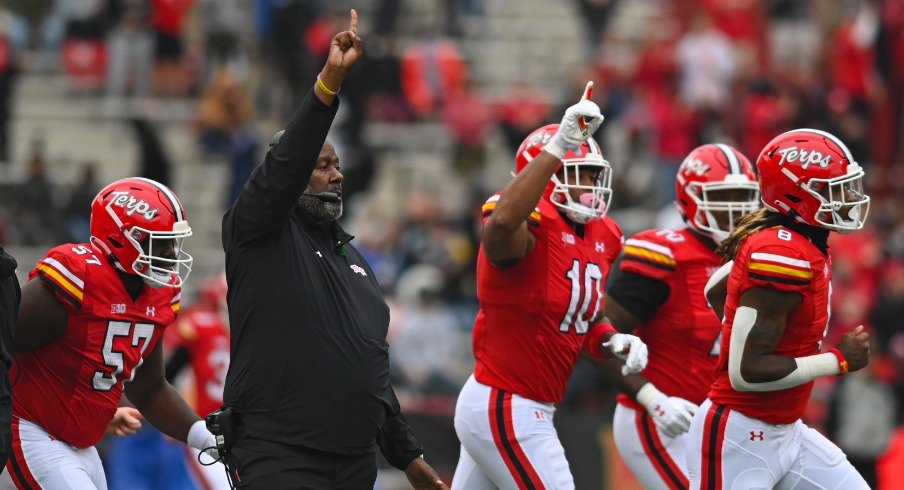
750,431 -> 764,441
655,405 -> 666,418
535,410 -> 545,420
595,242 -> 605,252
146,306 -> 156,316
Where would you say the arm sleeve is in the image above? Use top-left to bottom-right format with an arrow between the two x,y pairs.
222,88 -> 340,251
606,269 -> 670,323
164,345 -> 190,384
376,385 -> 424,471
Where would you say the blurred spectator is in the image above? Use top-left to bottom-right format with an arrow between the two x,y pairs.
497,81 -> 552,154
737,78 -> 794,161
151,0 -> 194,95
641,80 -> 702,209
360,36 -> 409,123
197,0 -> 245,69
674,12 -> 737,115
129,117 -> 172,186
400,38 -> 466,119
768,0 -> 821,83
268,0 -> 321,112
105,0 -> 153,102
575,0 -> 619,57
394,191 -> 474,300
195,66 -> 258,207
390,264 -> 469,396
58,0 -> 108,92
871,260 -> 904,350
0,17 -> 20,164
877,427 -> 904,489
441,78 -> 494,177
63,162 -> 99,242
827,352 -> 898,488
13,140 -> 60,245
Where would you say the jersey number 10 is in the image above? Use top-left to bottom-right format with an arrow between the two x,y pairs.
560,260 -> 604,334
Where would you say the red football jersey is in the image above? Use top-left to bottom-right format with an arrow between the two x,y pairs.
614,228 -> 724,410
170,306 -> 230,417
13,243 -> 180,448
473,194 -> 623,402
709,226 -> 831,424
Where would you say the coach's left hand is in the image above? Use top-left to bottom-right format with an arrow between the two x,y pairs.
405,456 -> 449,489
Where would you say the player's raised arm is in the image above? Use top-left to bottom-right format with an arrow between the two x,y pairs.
482,84 -> 602,266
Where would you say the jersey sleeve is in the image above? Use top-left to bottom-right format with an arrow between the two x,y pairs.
618,231 -> 677,280
29,246 -> 88,310
741,240 -> 815,293
481,192 -> 542,227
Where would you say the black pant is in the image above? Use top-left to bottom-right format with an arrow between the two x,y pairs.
228,437 -> 377,489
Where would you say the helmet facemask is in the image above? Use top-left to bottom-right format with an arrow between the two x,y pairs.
126,221 -> 193,288
549,154 -> 612,224
805,163 -> 870,233
687,176 -> 760,243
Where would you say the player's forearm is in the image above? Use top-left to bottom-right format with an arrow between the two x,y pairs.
130,382 -> 200,442
593,357 -> 648,397
492,151 -> 560,229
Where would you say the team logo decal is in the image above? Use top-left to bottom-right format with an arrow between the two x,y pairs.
776,146 -> 831,169
350,264 -> 368,276
109,191 -> 160,220
680,156 -> 710,176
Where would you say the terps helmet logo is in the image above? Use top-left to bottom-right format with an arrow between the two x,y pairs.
109,191 -> 160,220
775,146 -> 831,169
528,132 -> 553,147
680,157 -> 710,176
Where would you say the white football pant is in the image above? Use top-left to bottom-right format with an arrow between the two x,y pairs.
613,403 -> 690,489
686,399 -> 869,489
452,375 -> 573,490
0,417 -> 107,489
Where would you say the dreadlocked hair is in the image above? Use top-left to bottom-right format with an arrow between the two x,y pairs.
715,208 -> 787,260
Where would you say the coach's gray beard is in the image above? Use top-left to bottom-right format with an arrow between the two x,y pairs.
298,191 -> 343,222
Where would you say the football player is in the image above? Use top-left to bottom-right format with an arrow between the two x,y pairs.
2,177 -> 219,488
687,129 -> 872,489
451,88 -> 648,490
595,144 -> 760,489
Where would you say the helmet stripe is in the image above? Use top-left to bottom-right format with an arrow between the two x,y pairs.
132,177 -> 184,222
716,143 -> 741,174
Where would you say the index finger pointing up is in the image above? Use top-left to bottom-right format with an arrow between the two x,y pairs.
349,9 -> 358,35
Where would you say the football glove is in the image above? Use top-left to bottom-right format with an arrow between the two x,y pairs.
603,333 -> 648,374
636,383 -> 698,438
188,419 -> 220,460
544,99 -> 603,159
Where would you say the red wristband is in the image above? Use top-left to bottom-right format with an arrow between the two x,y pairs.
828,348 -> 848,375
583,323 -> 616,360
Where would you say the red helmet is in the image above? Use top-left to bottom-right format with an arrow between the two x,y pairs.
676,144 -> 760,243
90,177 -> 193,288
756,128 -> 869,233
200,272 -> 228,310
515,124 -> 612,223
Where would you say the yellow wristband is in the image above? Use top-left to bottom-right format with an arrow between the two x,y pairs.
316,75 -> 339,96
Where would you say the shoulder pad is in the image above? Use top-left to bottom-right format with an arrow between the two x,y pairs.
620,229 -> 677,279
740,228 -> 817,291
481,192 -> 542,227
30,244 -> 92,309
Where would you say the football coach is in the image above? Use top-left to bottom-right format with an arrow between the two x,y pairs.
220,9 -> 448,489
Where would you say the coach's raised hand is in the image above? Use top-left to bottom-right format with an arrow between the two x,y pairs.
315,9 -> 363,104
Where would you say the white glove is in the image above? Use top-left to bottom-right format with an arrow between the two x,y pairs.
187,419 -> 220,460
544,99 -> 604,159
636,383 -> 698,438
603,333 -> 648,374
